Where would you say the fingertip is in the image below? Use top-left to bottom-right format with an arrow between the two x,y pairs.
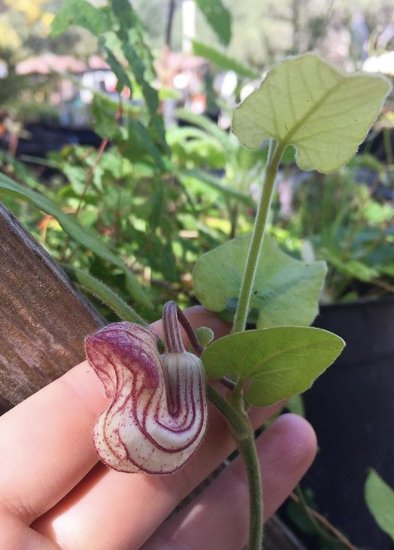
263,413 -> 317,469
255,412 -> 317,521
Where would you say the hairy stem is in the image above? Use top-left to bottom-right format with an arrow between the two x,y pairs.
238,427 -> 263,550
216,139 -> 285,547
207,385 -> 263,550
232,140 -> 285,333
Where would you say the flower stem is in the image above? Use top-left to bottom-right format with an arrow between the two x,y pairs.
207,385 -> 263,550
238,426 -> 263,550
232,140 -> 286,334
211,139 -> 286,547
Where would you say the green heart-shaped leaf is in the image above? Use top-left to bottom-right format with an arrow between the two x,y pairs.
202,327 -> 345,406
365,470 -> 394,543
232,54 -> 391,173
193,235 -> 326,328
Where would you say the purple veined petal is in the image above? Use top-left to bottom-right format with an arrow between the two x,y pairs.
85,322 -> 208,474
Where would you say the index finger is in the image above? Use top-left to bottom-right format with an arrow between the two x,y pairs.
0,307 -> 230,524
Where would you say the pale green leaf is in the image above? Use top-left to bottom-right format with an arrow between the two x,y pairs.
0,173 -> 152,309
232,54 -> 391,173
193,235 -> 326,328
202,327 -> 345,405
365,470 -> 394,542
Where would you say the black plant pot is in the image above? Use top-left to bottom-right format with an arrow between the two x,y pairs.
302,296 -> 394,549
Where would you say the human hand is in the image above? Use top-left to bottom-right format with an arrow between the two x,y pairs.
0,307 -> 316,550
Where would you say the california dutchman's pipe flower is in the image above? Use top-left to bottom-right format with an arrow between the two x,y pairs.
85,302 -> 208,474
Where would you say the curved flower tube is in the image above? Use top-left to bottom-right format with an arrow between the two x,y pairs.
85,303 -> 207,474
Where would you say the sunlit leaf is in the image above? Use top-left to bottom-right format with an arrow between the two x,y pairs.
202,327 -> 344,405
365,470 -> 394,542
232,54 -> 391,173
193,234 -> 326,328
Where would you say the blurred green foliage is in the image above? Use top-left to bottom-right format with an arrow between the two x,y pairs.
273,157 -> 394,303
0,0 -> 258,321
0,0 -> 392,320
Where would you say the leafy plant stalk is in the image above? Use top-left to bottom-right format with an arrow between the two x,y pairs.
219,139 -> 286,549
232,140 -> 285,333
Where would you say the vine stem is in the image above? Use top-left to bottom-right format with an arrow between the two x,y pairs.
216,138 -> 286,547
232,140 -> 286,334
207,385 -> 263,550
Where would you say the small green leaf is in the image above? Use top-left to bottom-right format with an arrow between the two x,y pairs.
192,40 -> 258,79
202,327 -> 344,406
232,54 -> 391,173
193,235 -> 326,328
365,470 -> 394,542
111,0 -> 168,153
195,0 -> 232,46
195,326 -> 214,348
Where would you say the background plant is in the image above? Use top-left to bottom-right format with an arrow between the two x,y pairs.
272,156 -> 394,302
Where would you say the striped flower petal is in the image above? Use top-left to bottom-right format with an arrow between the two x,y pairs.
85,319 -> 207,474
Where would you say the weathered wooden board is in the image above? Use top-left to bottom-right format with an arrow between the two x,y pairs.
0,202 -> 103,411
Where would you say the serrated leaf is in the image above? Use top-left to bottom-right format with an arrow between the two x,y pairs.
111,0 -> 168,153
0,172 -> 152,309
103,45 -> 132,92
365,470 -> 394,542
193,234 -> 326,328
51,0 -> 108,37
192,40 -> 258,79
202,327 -> 344,405
232,54 -> 391,173
195,0 -> 232,46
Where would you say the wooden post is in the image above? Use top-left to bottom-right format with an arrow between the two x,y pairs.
0,203 -> 103,412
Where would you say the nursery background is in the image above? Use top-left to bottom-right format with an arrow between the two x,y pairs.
0,0 -> 393,548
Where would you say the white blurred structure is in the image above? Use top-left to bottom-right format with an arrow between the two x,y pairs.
363,52 -> 394,76
182,0 -> 196,53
